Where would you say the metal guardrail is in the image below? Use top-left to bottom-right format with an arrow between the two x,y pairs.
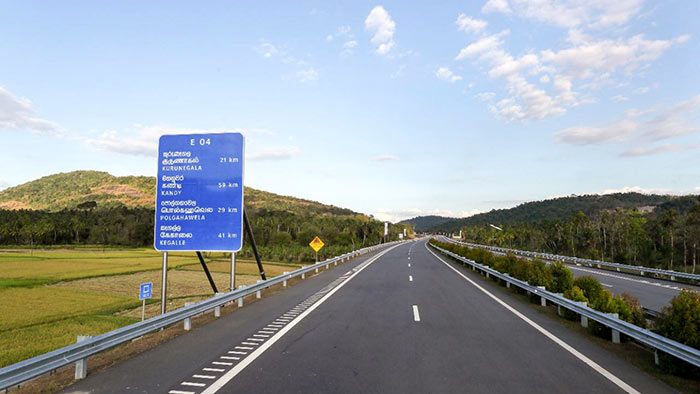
429,242 -> 700,368
442,237 -> 700,283
0,241 -> 402,390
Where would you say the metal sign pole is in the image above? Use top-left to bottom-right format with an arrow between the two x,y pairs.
161,252 -> 168,315
141,300 -> 146,321
230,252 -> 236,291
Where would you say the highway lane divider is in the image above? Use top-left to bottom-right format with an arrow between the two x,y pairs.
442,237 -> 700,285
0,241 -> 404,391
428,242 -> 700,370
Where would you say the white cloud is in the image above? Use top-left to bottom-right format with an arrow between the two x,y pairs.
456,30 -> 509,60
326,35 -> 333,42
248,146 -> 301,161
482,0 -> 511,14
610,95 -> 629,102
365,6 -> 396,55
297,68 -> 319,83
485,0 -> 643,29
371,155 -> 399,162
476,92 -> 497,101
435,67 -> 463,83
599,186 -> 674,195
85,125 -> 276,157
456,14 -> 488,34
540,34 -> 688,80
539,75 -> 550,83
0,180 -> 11,191
0,86 -> 59,135
634,86 -> 650,94
556,95 -> 700,146
620,143 -> 700,157
343,40 -> 358,49
695,187 -> 700,192
255,41 -> 279,58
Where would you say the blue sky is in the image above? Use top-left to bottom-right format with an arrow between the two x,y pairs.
1,0 -> 698,222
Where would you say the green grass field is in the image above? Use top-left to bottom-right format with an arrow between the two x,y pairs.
0,247 -> 287,368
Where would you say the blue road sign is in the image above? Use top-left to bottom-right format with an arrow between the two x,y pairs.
139,282 -> 153,300
154,133 -> 245,251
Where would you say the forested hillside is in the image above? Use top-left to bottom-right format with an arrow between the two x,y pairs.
458,197 -> 700,272
398,215 -> 454,232
432,193 -> 686,232
0,171 -> 405,261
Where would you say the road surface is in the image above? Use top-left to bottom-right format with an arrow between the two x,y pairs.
62,239 -> 674,394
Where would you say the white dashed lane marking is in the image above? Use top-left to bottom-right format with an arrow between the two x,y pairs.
413,305 -> 420,322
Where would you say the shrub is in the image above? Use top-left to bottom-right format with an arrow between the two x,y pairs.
526,260 -> 553,288
656,290 -> 700,376
573,276 -> 603,305
548,261 -> 574,293
619,292 -> 646,328
564,286 -> 588,303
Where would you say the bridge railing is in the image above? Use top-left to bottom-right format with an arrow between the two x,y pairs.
442,237 -> 700,283
0,241 -> 402,390
429,242 -> 700,368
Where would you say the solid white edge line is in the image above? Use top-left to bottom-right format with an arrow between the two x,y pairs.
200,243 -> 404,394
424,242 -> 640,394
412,305 -> 420,321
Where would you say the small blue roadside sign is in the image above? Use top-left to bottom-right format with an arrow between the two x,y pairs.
154,133 -> 245,252
139,282 -> 153,300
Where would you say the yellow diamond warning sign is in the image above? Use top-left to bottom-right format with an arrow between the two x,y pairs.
309,236 -> 325,252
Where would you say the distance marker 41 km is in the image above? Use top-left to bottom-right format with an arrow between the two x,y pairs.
154,133 -> 245,252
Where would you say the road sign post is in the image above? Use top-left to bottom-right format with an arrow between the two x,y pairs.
139,282 -> 153,321
154,133 -> 245,314
309,236 -> 325,263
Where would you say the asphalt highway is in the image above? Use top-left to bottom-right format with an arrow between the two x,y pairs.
62,239 -> 675,394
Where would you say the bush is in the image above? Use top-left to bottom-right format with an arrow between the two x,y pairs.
564,286 -> 588,303
656,290 -> 700,376
619,292 -> 646,328
573,276 -> 603,306
592,289 -> 617,314
526,260 -> 553,288
548,261 -> 574,293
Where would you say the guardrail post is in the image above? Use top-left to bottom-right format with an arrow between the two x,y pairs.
301,269 -> 306,279
256,280 -> 262,299
606,313 -> 620,343
577,302 -> 588,328
214,293 -> 222,317
640,271 -> 644,276
315,266 -> 319,273
283,272 -> 289,287
74,335 -> 91,380
326,262 -> 329,270
184,302 -> 193,330
238,285 -> 245,307
671,275 -> 676,281
654,350 -> 660,366
537,286 -> 546,306
486,271 -> 490,278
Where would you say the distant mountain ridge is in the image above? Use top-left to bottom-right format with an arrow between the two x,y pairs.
397,215 -> 455,231
406,193 -> 699,232
0,171 -> 358,217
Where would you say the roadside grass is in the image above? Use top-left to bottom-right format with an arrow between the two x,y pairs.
0,315 -> 139,368
53,270 -> 262,300
0,287 -> 137,332
0,250 -> 199,284
177,259 -> 301,276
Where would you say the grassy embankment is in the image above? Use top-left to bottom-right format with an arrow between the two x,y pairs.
0,247 -> 299,367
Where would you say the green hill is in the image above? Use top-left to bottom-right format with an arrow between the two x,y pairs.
398,215 -> 454,232
429,193 -> 698,232
0,170 -> 356,217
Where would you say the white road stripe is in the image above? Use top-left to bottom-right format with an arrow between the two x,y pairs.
412,305 -> 420,321
203,368 -> 224,372
200,244 -> 402,394
253,334 -> 269,338
169,391 -> 194,394
228,351 -> 247,355
241,342 -> 258,346
235,346 -> 253,350
193,375 -> 216,379
259,330 -> 275,334
425,243 -> 640,394
601,283 -> 613,288
408,263 -> 411,267
212,362 -> 232,366
409,275 -> 413,282
181,382 -> 206,387
221,356 -> 240,360
247,338 -> 264,342
264,327 -> 279,331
